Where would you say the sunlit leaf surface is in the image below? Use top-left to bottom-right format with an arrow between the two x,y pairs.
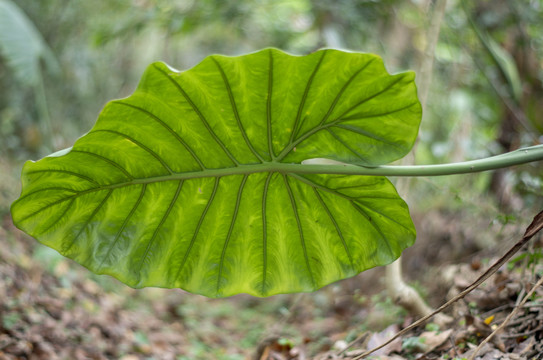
12,49 -> 421,297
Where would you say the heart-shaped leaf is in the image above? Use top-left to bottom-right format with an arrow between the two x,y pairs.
11,49 -> 421,297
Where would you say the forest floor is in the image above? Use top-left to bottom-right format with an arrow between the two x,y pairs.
1,209 -> 542,360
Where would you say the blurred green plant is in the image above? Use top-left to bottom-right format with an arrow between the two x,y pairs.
0,0 -> 59,152
0,0 -> 59,87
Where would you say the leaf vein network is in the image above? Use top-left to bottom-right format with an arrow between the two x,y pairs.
350,201 -> 394,259
70,149 -> 134,180
334,75 -> 407,121
311,187 -> 355,270
211,58 -> 266,163
63,189 -> 114,253
39,198 -> 76,235
137,180 -> 184,273
152,63 -> 241,167
91,129 -> 173,174
112,101 -> 206,170
217,174 -> 248,294
261,172 -> 273,294
317,57 -> 377,128
283,174 -> 316,288
16,187 -> 79,203
325,128 -> 370,163
279,74 -> 409,161
266,50 -> 275,161
26,169 -> 99,186
290,50 -> 327,142
174,177 -> 221,284
98,183 -> 147,270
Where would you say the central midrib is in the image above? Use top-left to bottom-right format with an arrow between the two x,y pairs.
99,162 -> 368,191
51,143 -> 543,194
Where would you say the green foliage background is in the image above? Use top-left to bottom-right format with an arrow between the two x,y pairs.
0,0 -> 542,358
1,0 -> 542,271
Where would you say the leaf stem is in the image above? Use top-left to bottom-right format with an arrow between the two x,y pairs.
91,145 -> 543,190
299,144 -> 543,177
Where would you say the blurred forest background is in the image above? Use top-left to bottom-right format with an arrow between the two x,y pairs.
1,0 -> 542,359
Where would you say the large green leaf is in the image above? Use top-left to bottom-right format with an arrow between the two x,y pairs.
11,49 -> 421,297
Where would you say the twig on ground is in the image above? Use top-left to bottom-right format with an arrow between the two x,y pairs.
468,275 -> 543,360
351,210 -> 543,360
337,332 -> 369,356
